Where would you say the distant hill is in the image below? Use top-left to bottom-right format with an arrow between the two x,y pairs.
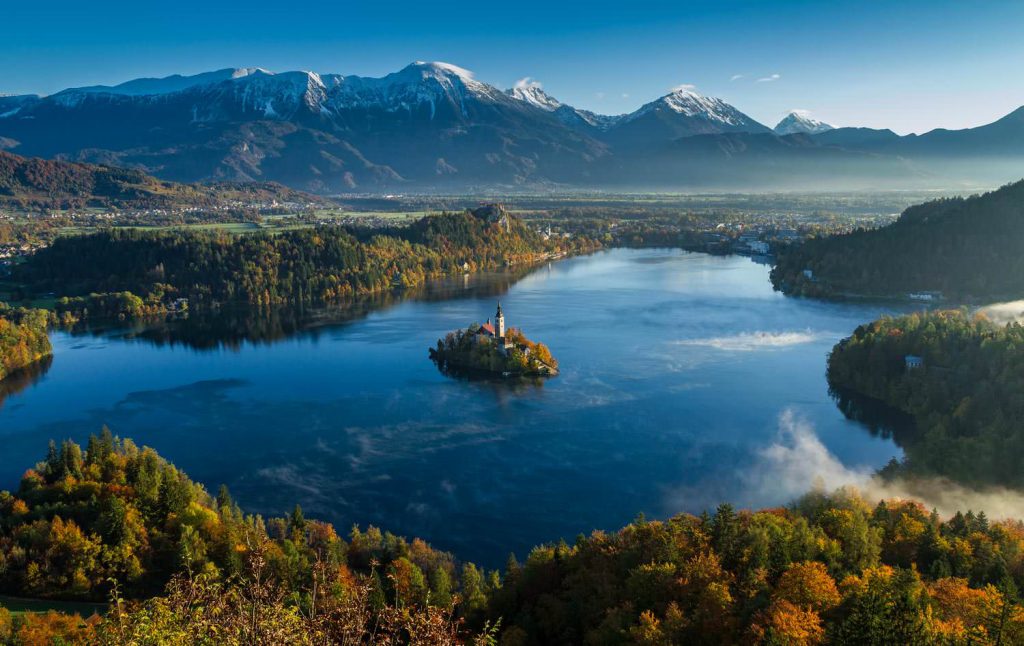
771,179 -> 1024,300
0,150 -> 323,210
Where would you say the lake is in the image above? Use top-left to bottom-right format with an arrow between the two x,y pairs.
0,248 -> 903,567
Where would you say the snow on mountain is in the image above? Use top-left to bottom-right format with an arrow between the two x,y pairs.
774,110 -> 835,135
628,85 -> 762,129
505,78 -> 562,111
603,85 -> 769,146
218,70 -> 335,119
554,105 -> 622,131
327,61 -> 512,118
504,79 -> 625,132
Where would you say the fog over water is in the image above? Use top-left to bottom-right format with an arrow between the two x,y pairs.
1,249 -> 912,566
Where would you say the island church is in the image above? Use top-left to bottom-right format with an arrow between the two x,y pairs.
475,302 -> 514,351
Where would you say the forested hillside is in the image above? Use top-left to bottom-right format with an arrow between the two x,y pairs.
16,205 -> 594,310
0,305 -> 51,382
771,180 -> 1024,300
2,433 -> 1023,644
827,309 -> 1024,488
0,150 -> 320,210
0,430 -> 485,643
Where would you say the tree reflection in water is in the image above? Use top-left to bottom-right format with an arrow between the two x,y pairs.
62,266 -> 538,352
829,384 -> 918,446
0,355 -> 53,410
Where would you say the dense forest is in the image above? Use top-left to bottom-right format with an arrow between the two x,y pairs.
0,305 -> 51,383
430,326 -> 558,377
771,180 -> 1024,300
2,433 -> 1024,644
0,150 -> 322,211
827,309 -> 1024,489
14,205 -> 595,313
0,430 -> 494,643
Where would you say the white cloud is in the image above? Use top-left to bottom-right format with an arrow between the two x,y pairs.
730,74 -> 745,81
977,300 -> 1024,324
671,83 -> 698,93
621,93 -> 630,99
514,76 -> 542,90
670,409 -> 1024,520
595,91 -> 606,99
748,411 -> 873,502
673,330 -> 824,352
757,73 -> 781,83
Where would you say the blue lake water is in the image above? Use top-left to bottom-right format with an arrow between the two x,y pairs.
0,249 -> 903,566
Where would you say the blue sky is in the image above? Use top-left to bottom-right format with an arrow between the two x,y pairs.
3,0 -> 1023,134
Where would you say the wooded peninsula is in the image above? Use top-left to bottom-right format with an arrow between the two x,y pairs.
9,205 -> 598,317
828,309 -> 1024,489
771,180 -> 1024,301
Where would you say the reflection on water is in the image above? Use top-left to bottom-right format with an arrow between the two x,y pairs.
430,360 -> 547,394
829,385 -> 918,445
0,249 -> 906,567
0,356 -> 53,409
67,268 -> 538,352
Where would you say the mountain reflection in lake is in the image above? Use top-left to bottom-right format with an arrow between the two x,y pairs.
0,249 -> 907,567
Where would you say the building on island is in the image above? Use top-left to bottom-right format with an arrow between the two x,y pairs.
475,302 -> 515,351
431,301 -> 556,377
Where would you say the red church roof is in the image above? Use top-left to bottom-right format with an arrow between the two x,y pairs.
480,322 -> 496,336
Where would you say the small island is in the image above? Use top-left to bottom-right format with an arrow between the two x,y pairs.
430,302 -> 559,377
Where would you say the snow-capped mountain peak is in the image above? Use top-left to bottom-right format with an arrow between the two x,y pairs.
329,61 -> 508,118
774,110 -> 835,135
657,85 -> 747,125
506,78 -> 562,111
611,84 -> 768,138
388,61 -> 491,95
408,61 -> 476,80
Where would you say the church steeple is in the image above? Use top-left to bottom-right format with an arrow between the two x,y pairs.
495,302 -> 505,339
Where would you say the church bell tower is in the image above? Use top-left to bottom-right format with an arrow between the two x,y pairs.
495,302 -> 505,339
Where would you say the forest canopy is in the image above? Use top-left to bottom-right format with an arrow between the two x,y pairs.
0,305 -> 51,383
771,180 -> 1024,300
827,309 -> 1024,488
15,205 -> 595,312
2,433 -> 1024,644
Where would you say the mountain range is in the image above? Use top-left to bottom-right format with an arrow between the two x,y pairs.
1,61 -> 1022,193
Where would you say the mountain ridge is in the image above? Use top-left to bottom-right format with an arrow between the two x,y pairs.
0,149 -> 323,209
2,61 -> 1023,192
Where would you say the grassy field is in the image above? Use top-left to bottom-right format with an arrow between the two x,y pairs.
38,207 -> 542,240
0,594 -> 107,617
55,220 -> 306,237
